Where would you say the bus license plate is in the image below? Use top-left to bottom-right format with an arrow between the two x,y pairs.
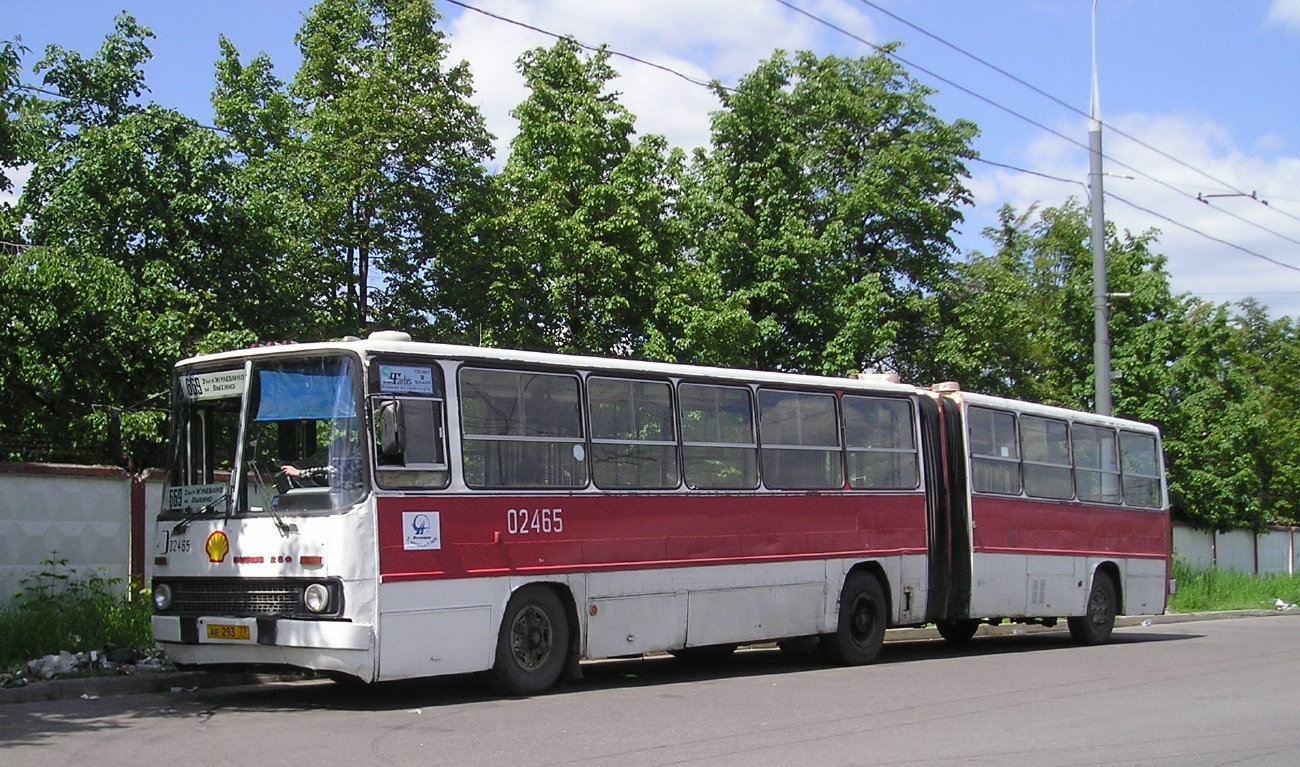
206,623 -> 251,641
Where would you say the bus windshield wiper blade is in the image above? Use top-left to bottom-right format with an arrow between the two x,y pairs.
172,493 -> 229,535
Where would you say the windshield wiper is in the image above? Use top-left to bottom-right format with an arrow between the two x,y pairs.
171,493 -> 229,535
266,493 -> 297,537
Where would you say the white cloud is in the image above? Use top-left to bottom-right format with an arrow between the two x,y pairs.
1266,0 -> 1300,32
1,164 -> 32,210
444,0 -> 878,157
970,113 -> 1300,316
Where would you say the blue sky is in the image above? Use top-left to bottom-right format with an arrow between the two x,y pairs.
5,0 -> 1300,317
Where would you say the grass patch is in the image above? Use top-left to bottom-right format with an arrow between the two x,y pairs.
1170,557 -> 1300,613
0,555 -> 153,667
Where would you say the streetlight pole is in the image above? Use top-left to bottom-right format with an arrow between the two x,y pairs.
1089,0 -> 1112,416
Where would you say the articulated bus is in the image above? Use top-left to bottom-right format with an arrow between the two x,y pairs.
151,331 -> 1170,694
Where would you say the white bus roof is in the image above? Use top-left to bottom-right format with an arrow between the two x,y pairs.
176,332 -> 1159,433
175,332 -> 919,396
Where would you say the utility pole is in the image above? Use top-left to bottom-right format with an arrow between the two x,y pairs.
1089,0 -> 1112,416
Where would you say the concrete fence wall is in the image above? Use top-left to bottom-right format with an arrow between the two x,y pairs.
3,463 -> 1298,605
0,463 -> 164,601
1172,522 -> 1300,576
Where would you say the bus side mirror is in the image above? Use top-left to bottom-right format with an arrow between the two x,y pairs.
378,399 -> 405,459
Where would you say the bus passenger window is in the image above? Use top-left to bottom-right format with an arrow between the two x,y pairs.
1072,424 -> 1121,504
758,389 -> 842,490
1020,415 -> 1073,499
679,383 -> 758,490
460,369 -> 586,489
1119,431 -> 1163,508
968,407 -> 1021,495
843,396 -> 918,490
589,377 -> 679,489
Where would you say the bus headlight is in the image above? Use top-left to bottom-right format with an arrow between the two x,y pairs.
153,583 -> 173,611
304,583 -> 330,613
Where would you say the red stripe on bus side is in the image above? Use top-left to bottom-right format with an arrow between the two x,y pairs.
376,493 -> 929,582
970,496 -> 1171,559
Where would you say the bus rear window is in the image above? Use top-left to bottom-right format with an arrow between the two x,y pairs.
1120,431 -> 1163,508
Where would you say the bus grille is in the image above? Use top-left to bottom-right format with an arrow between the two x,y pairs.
171,579 -> 299,615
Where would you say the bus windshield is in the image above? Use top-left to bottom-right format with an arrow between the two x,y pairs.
166,354 -> 366,518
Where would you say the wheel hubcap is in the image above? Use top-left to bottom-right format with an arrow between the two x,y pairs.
849,595 -> 876,644
1090,589 -> 1110,626
510,604 -> 553,670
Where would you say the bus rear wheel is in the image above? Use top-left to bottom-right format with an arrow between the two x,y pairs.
1068,572 -> 1117,646
822,571 -> 887,665
936,619 -> 981,646
490,585 -> 570,695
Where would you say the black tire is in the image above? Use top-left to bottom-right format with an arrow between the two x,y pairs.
821,571 -> 888,665
490,585 -> 570,695
935,618 -> 981,646
1068,571 -> 1117,646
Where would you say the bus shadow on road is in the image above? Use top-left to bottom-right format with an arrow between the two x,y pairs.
192,627 -> 1200,713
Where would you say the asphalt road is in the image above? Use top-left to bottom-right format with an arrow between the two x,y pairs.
3,614 -> 1299,766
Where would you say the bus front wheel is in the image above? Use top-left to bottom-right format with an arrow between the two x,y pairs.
1068,572 -> 1117,646
822,571 -> 887,665
490,585 -> 570,695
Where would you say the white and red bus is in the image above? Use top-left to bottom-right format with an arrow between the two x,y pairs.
151,331 -> 1170,694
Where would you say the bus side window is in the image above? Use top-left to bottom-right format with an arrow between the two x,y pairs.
460,368 -> 586,489
968,407 -> 1021,495
589,377 -> 679,490
372,396 -> 449,489
1020,415 -> 1073,500
843,396 -> 918,490
1073,424 -> 1121,504
758,389 -> 842,490
679,382 -> 758,490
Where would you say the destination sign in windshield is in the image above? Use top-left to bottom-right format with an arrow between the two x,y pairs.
180,370 -> 247,401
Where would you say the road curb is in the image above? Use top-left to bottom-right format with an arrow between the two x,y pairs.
2,610 -> 1293,705
0,670 -> 301,706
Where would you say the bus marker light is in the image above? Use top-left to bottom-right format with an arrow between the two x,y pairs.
300,556 -> 323,567
154,556 -> 168,567
589,605 -> 598,616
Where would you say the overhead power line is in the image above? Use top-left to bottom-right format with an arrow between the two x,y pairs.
971,157 -> 1300,276
774,0 -> 1300,258
442,0 -> 731,91
853,0 -> 1300,233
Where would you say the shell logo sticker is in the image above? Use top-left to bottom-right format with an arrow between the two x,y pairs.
205,531 -> 230,563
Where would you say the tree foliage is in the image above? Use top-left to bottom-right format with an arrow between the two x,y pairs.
2,3 -> 1298,533
689,48 -> 977,375
289,0 -> 493,335
468,38 -> 688,357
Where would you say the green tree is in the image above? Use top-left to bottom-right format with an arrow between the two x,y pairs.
290,0 -> 493,335
3,15 -> 314,464
1217,300 -> 1300,526
1,38 -> 28,241
1159,300 -> 1267,530
933,201 -> 1181,412
689,48 -> 977,375
473,38 -> 688,357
